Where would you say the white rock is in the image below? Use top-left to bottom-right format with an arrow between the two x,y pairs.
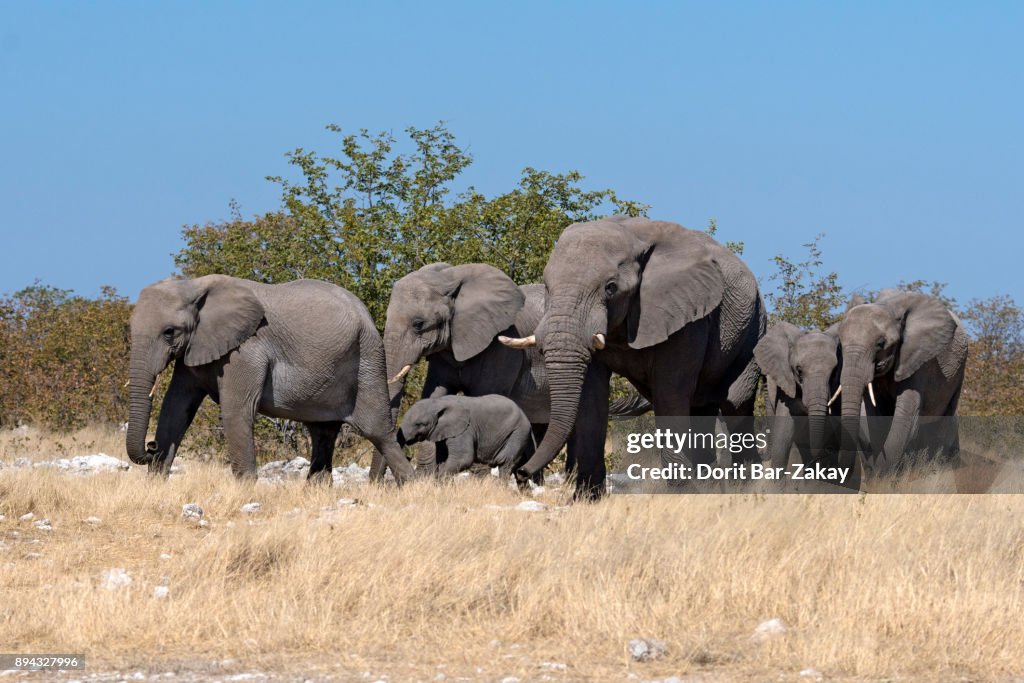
539,662 -> 567,671
515,500 -> 548,512
84,516 -> 102,525
500,678 -> 520,683
181,503 -> 204,520
19,512 -> 34,521
199,519 -> 210,527
336,498 -> 357,507
240,502 -> 262,513
159,553 -> 172,560
282,456 -> 311,474
100,568 -> 132,590
628,638 -> 667,662
32,519 -> 52,531
0,515 -> 5,521
800,668 -> 822,678
753,618 -> 788,641
152,585 -> 169,599
68,453 -> 130,472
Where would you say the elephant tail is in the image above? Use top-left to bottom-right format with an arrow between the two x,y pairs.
609,392 -> 653,420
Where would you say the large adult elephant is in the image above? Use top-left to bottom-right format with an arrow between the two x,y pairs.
836,289 -> 967,477
754,322 -> 842,468
500,216 -> 767,499
126,275 -> 415,483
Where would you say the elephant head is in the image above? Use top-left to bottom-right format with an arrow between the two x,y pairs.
383,263 -> 525,403
836,290 -> 957,461
396,397 -> 471,448
126,275 -> 264,465
503,216 -> 726,478
754,321 -> 840,458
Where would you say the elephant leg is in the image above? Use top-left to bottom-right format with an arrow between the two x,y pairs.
306,421 -> 342,486
436,434 -> 475,476
878,389 -> 922,478
720,395 -> 758,466
767,405 -> 795,470
150,369 -> 206,476
219,358 -> 266,479
567,361 -> 611,501
349,333 -> 416,485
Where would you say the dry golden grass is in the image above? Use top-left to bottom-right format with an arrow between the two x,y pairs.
2,427 -> 1024,681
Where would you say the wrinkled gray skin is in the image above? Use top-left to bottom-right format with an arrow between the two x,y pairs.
378,263 -> 549,478
512,216 -> 766,499
126,275 -> 414,483
754,322 -> 841,468
837,290 -> 968,477
397,395 -> 534,479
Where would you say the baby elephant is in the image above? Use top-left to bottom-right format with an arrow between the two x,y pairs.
397,395 -> 534,479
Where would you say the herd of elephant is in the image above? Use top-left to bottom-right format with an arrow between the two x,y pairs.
125,216 -> 967,499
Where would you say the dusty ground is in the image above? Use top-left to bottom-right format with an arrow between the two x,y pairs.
1,427 -> 1024,682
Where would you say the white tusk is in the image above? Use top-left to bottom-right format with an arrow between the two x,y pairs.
124,380 -> 130,389
827,384 -> 842,407
388,365 -> 413,384
498,334 -> 536,349
149,383 -> 157,399
867,382 -> 876,408
592,333 -> 606,350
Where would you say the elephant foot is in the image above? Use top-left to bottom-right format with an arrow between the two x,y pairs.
306,469 -> 333,487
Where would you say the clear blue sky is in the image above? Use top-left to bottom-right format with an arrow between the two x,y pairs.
1,1 -> 1021,305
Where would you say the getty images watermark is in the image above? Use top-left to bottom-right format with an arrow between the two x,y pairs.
622,427 -> 851,485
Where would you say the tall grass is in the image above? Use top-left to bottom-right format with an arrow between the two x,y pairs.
1,428 -> 1023,680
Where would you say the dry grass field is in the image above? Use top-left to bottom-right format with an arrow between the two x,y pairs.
2,427 -> 1024,682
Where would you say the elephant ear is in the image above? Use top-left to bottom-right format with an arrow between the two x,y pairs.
881,291 -> 957,382
846,293 -> 868,311
434,401 -> 471,441
185,276 -> 265,366
754,322 -> 803,398
627,222 -> 724,349
446,264 -> 525,362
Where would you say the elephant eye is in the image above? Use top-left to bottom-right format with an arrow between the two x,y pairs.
162,326 -> 176,340
412,318 -> 425,333
605,281 -> 618,297
876,338 -> 886,350
795,366 -> 803,380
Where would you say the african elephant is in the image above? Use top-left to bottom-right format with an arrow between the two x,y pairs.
754,322 -> 842,469
836,289 -> 968,477
379,263 -> 552,481
397,394 -> 534,479
125,275 -> 415,483
501,216 -> 767,499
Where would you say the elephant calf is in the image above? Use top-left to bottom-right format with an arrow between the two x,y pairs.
397,395 -> 534,479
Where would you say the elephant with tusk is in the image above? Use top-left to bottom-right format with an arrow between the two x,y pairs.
836,289 -> 968,478
506,215 -> 767,500
754,321 -> 845,474
126,275 -> 415,484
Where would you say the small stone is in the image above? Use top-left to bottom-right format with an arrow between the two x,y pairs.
198,519 -> 210,527
159,553 -> 172,560
19,512 -> 34,521
240,502 -> 262,513
32,519 -> 53,531
100,568 -> 132,590
628,638 -> 667,662
539,662 -> 567,671
153,585 -> 170,599
800,668 -> 822,678
753,618 -> 788,642
515,500 -> 548,512
181,503 -> 204,520
500,678 -> 520,683
84,516 -> 102,525
336,498 -> 357,507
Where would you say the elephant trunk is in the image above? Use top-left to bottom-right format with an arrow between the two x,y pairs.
125,350 -> 157,465
383,335 -> 420,413
838,351 -> 874,469
517,334 -> 591,478
804,390 -> 829,463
